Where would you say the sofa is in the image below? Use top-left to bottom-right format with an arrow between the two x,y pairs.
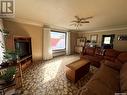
77,48 -> 127,95
80,47 -> 120,67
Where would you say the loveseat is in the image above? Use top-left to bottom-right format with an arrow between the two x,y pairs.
77,47 -> 127,95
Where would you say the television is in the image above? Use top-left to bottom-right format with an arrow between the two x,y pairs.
15,39 -> 32,59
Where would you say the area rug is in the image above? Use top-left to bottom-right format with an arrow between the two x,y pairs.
21,55 -> 98,95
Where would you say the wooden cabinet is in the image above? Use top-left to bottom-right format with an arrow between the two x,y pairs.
16,56 -> 32,89
75,37 -> 86,53
75,46 -> 83,53
18,56 -> 32,70
16,63 -> 23,89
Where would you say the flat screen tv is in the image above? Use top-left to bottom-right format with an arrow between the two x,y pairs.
15,41 -> 32,59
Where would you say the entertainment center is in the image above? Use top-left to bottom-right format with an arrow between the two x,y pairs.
14,37 -> 32,70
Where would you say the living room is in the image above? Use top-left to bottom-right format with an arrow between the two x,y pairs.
0,0 -> 127,95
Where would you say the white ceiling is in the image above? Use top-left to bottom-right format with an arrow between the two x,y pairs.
10,0 -> 127,31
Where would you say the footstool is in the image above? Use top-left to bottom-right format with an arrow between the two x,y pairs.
65,59 -> 90,82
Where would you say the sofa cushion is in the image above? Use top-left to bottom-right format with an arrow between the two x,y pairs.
90,64 -> 120,92
82,55 -> 94,60
104,49 -> 120,61
77,64 -> 120,95
82,55 -> 103,67
103,60 -> 122,71
77,79 -> 115,95
105,49 -> 120,57
117,52 -> 127,63
85,47 -> 96,56
83,55 -> 103,62
120,62 -> 127,92
92,55 -> 104,63
104,56 -> 116,62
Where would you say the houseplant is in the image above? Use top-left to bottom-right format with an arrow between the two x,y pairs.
0,29 -> 17,67
0,67 -> 16,83
0,29 -> 17,83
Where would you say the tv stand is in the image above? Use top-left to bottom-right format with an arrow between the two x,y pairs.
14,36 -> 32,70
17,55 -> 32,70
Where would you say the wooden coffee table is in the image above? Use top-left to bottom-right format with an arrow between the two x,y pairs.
65,59 -> 90,82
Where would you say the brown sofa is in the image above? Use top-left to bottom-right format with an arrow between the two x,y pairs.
77,51 -> 127,95
80,47 -> 120,67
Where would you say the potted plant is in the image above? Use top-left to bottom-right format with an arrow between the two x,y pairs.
0,29 -> 17,67
0,67 -> 16,83
0,29 -> 17,84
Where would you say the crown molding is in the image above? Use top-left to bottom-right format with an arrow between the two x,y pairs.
3,18 -> 127,33
3,18 -> 70,31
3,18 -> 43,27
77,24 -> 127,33
43,23 -> 69,32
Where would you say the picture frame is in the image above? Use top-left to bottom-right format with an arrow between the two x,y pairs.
90,34 -> 98,43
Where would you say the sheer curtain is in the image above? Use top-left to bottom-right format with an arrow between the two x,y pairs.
0,19 -> 4,64
43,28 -> 53,60
66,32 -> 71,55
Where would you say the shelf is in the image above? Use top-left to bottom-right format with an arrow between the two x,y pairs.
75,37 -> 86,54
17,55 -> 32,63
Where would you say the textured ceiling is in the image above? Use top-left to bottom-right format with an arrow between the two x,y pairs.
10,0 -> 127,31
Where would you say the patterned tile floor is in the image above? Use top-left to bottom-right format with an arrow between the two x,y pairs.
21,55 -> 98,95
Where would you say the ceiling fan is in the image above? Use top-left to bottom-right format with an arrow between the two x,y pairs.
70,16 -> 93,29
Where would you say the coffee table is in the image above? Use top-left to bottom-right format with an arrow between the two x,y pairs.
65,59 -> 90,82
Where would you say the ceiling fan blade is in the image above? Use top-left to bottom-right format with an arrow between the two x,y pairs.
71,20 -> 78,23
75,16 -> 80,20
70,23 -> 79,27
82,16 -> 93,20
81,21 -> 90,23
70,16 -> 92,27
85,21 -> 90,23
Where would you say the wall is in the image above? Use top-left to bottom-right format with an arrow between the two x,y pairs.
78,29 -> 127,51
3,20 -> 43,61
70,32 -> 78,54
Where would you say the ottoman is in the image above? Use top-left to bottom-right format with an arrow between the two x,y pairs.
65,59 -> 90,82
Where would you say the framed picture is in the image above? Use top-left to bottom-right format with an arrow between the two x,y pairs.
117,35 -> 127,41
90,34 -> 98,43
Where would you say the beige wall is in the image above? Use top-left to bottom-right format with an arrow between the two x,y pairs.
3,20 -> 43,61
78,29 -> 127,51
70,32 -> 78,54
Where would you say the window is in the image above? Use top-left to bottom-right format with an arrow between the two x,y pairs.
51,31 -> 66,50
104,37 -> 111,44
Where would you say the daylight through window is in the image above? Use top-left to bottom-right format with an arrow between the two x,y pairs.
51,31 -> 66,50
104,37 -> 111,44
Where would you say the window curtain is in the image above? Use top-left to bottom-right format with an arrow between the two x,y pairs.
0,19 -> 5,64
66,32 -> 71,55
43,28 -> 53,60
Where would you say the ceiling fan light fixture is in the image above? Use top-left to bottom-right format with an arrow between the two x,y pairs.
70,16 -> 93,30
